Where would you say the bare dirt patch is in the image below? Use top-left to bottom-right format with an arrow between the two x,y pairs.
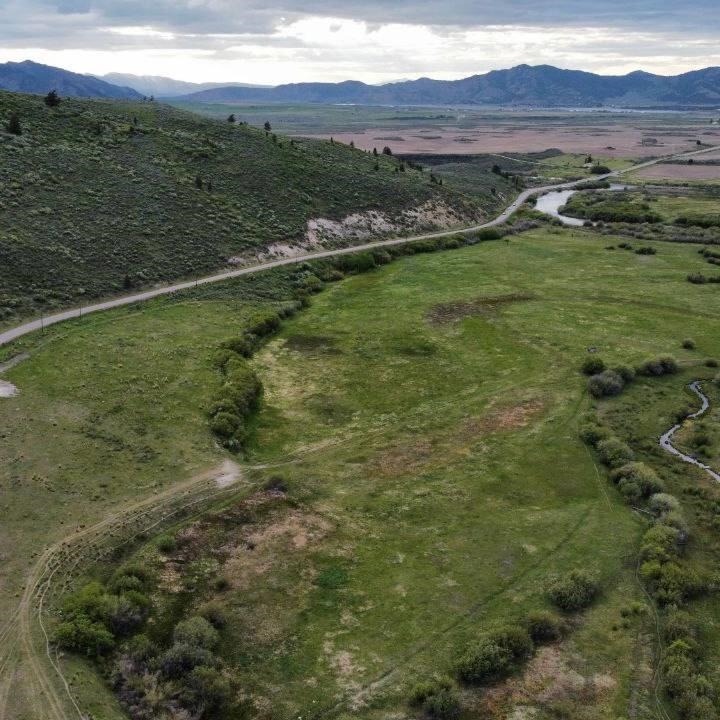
371,439 -> 434,478
305,200 -> 477,246
479,646 -> 618,718
464,399 -> 545,436
426,293 -> 535,324
303,126 -> 704,158
635,163 -> 720,181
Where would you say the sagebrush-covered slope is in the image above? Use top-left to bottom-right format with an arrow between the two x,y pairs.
0,91 -> 482,319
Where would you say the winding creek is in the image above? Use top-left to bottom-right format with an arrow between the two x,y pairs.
660,382 -> 720,482
535,184 -> 631,226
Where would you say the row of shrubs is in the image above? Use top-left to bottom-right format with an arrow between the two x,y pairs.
582,355 -> 679,399
687,273 -> 720,284
408,569 -> 602,718
207,225 -> 534,451
580,412 -> 718,719
408,610 -> 566,719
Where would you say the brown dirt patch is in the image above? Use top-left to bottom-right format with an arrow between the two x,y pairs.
371,439 -> 433,478
302,125 -> 706,158
635,163 -> 720,181
464,399 -> 545,436
426,293 -> 535,324
479,647 -> 618,718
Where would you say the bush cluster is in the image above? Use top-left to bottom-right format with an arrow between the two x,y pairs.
56,567 -> 152,658
581,357 -> 636,398
454,625 -> 533,685
610,462 -> 665,502
546,569 -> 600,612
408,679 -> 461,720
637,355 -> 680,377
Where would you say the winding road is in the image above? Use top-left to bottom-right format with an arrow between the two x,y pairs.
660,381 -> 720,482
2,143 -> 720,350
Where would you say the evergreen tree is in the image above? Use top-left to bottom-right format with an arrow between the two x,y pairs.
5,113 -> 21,136
44,90 -> 61,107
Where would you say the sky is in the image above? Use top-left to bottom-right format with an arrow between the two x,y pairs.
0,1 -> 719,85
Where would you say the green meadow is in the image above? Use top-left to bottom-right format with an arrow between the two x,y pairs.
3,226 -> 720,718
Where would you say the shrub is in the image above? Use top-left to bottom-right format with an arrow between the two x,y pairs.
611,463 -> 664,498
183,666 -> 232,713
199,602 -> 228,629
174,616 -> 219,650
409,680 -> 461,719
56,616 -> 115,657
455,638 -> 512,684
588,370 -> 625,398
637,356 -> 679,377
705,358 -> 719,368
106,591 -> 149,637
455,624 -> 533,685
409,678 -> 453,706
547,569 -> 599,612
613,365 -> 636,383
525,610 -> 564,643
639,524 -> 681,563
682,339 -> 696,350
635,246 -> 657,255
157,533 -> 177,553
423,688 -> 462,720
649,493 -> 681,516
581,357 -> 606,375
579,423 -> 609,447
160,643 -> 216,678
597,438 -> 635,468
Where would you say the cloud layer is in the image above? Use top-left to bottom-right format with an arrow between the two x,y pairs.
0,1 -> 717,83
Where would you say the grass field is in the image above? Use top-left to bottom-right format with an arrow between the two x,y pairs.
3,226 -> 720,719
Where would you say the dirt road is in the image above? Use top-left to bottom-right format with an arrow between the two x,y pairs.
2,143 -> 719,350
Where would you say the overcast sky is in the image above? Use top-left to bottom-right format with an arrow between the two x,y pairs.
0,1 -> 718,84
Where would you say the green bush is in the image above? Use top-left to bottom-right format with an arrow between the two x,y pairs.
174,616 -> 219,650
637,356 -> 679,377
409,679 -> 461,719
157,533 -> 177,553
423,688 -> 462,720
160,642 -> 217,678
525,610 -> 564,643
596,438 -> 635,468
639,524 -> 682,563
682,338 -> 696,350
610,463 -> 664,499
455,624 -> 533,685
588,370 -> 625,398
455,638 -> 512,684
581,357 -> 606,375
613,365 -> 636,383
56,615 -> 115,657
547,569 -> 599,612
649,493 -> 681,516
579,423 -> 610,447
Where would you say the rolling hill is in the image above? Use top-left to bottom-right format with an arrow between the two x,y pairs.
0,60 -> 142,99
178,64 -> 720,108
101,73 -> 270,98
0,90 -> 483,320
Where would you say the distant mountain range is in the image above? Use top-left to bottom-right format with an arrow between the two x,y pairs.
2,61 -> 720,108
0,60 -> 141,99
100,73 -> 270,98
175,65 -> 720,108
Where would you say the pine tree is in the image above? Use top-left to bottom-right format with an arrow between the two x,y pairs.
44,90 -> 61,107
5,113 -> 21,135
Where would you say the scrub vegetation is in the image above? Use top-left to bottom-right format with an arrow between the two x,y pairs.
0,90 -> 483,321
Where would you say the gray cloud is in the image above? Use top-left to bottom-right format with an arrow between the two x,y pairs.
1,0 -> 718,47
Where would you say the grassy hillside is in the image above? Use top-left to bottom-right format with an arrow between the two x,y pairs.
3,227 -> 720,719
0,91 -> 483,321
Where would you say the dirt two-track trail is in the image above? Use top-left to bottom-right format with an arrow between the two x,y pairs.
1,144 -> 720,720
